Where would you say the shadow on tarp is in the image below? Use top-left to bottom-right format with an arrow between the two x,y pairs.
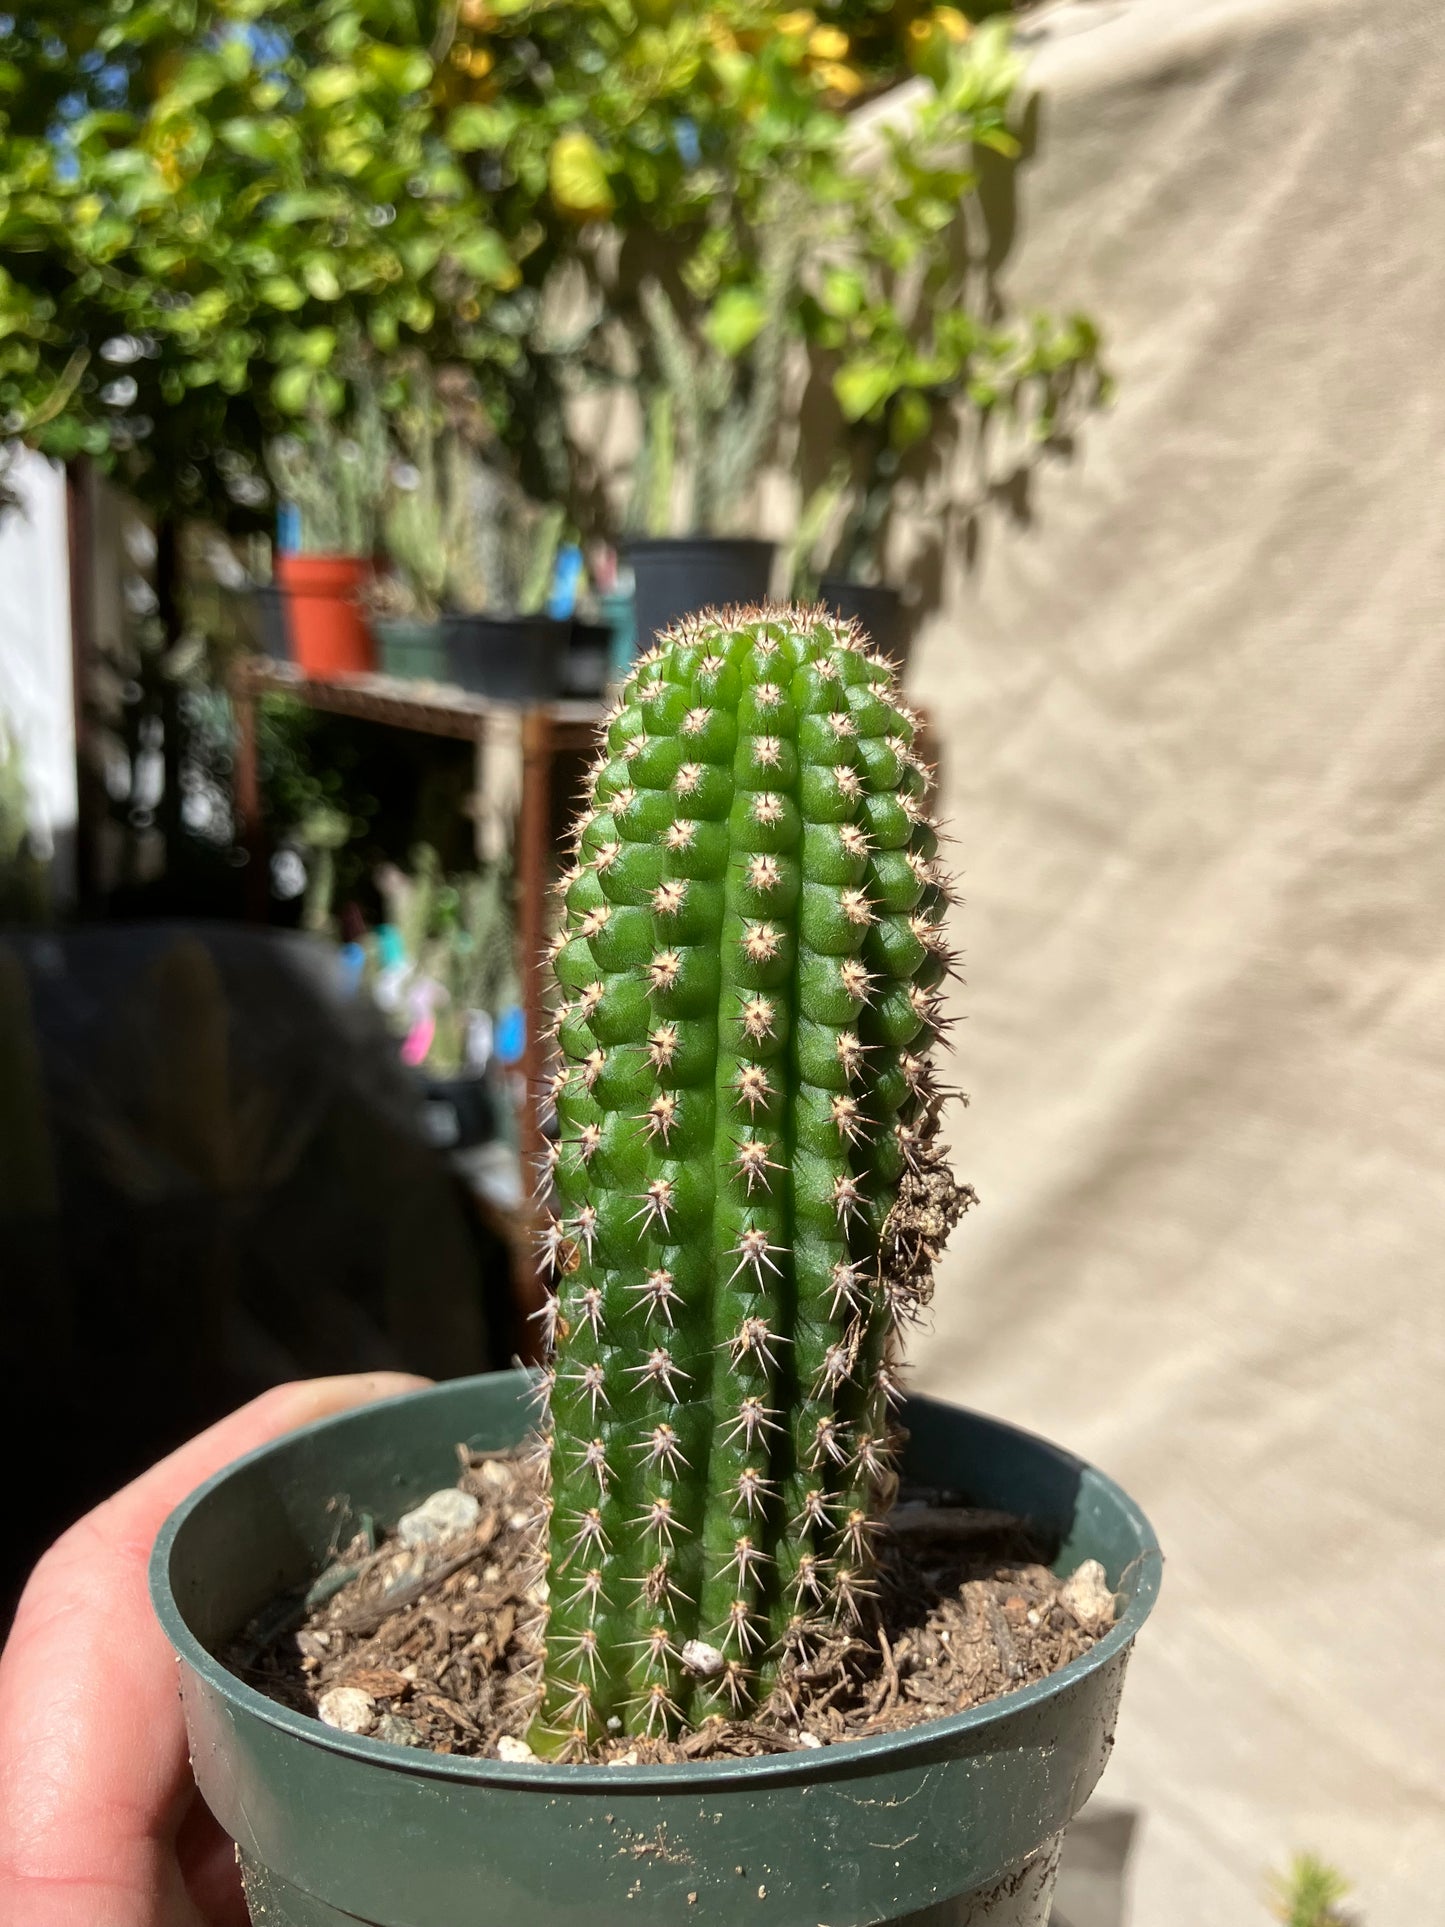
1051,1804 -> 1139,1927
0,924 -> 509,1628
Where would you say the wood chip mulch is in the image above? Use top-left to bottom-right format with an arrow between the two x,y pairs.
225,1442 -> 1114,1765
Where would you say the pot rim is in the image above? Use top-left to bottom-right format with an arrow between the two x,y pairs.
150,1374 -> 1161,1793
439,610 -> 570,630
622,535 -> 777,557
276,552 -> 370,573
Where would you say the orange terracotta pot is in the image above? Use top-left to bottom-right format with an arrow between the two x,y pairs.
276,554 -> 374,679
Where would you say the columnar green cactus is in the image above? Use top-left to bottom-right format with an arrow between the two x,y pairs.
531,606 -> 960,1757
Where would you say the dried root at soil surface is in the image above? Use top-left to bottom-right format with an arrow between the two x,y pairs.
228,1442 -> 1114,1764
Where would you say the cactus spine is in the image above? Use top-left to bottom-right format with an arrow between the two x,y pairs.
532,606 -> 958,1756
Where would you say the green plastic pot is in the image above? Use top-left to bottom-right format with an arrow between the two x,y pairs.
150,1372 -> 1160,1927
373,617 -> 449,683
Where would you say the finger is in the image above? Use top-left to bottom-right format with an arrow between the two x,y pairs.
0,1373 -> 431,1927
176,1788 -> 251,1927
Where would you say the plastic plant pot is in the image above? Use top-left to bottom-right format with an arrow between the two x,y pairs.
625,537 -> 776,648
249,583 -> 292,660
441,614 -> 571,702
276,554 -> 375,679
418,1071 -> 497,1152
151,1371 -> 1161,1927
565,619 -> 612,698
373,618 -> 449,683
819,577 -> 912,669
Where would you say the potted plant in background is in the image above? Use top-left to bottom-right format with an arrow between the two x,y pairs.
368,363 -> 454,684
619,204 -> 801,646
369,843 -> 520,1188
266,381 -> 388,681
151,606 -> 1161,1927
415,369 -> 570,703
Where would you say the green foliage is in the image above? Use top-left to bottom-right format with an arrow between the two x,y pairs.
531,607 -> 970,1753
0,0 -> 888,523
295,803 -> 353,935
795,23 -> 1111,585
0,722 -> 50,926
1269,1854 -> 1354,1927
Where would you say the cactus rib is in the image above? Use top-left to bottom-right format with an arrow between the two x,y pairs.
532,607 -> 958,1755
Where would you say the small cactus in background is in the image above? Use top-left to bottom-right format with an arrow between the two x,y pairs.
530,605 -> 970,1755
439,438 -> 565,619
267,372 -> 388,557
378,365 -> 456,620
631,196 -> 801,538
1269,1854 -> 1355,1927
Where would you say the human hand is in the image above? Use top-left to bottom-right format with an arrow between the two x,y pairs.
0,1373 -> 430,1927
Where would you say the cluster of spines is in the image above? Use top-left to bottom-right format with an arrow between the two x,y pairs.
527,607 -> 955,1757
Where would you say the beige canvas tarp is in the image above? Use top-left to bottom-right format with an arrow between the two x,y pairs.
883,0 -> 1445,1918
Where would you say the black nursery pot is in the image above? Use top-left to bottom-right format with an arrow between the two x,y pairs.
250,583 -> 293,660
441,613 -> 570,702
418,1071 -> 497,1152
151,1371 -> 1161,1927
564,619 -> 612,698
626,536 -> 776,646
819,577 -> 912,668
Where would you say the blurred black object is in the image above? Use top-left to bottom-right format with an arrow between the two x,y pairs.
565,620 -> 612,698
420,1073 -> 498,1153
248,583 -> 292,661
0,925 -> 514,1628
818,577 -> 912,668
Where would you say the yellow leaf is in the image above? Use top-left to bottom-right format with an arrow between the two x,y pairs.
807,26 -> 850,60
813,60 -> 864,98
548,131 -> 615,222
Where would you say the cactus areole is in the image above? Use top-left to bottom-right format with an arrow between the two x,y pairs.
531,606 -> 969,1758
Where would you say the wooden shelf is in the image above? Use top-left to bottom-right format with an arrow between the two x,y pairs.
234,657 -> 602,747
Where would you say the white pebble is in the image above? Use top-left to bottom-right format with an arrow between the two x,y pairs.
798,1732 -> 823,1749
397,1488 -> 482,1549
681,1639 -> 726,1678
497,1735 -> 536,1763
1059,1558 -> 1116,1633
317,1686 -> 376,1735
